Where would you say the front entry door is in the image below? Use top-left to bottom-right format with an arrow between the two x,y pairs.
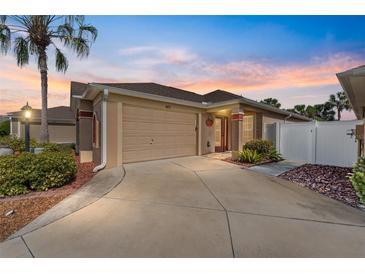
215,117 -> 228,152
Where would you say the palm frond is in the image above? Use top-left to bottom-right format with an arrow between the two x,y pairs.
71,36 -> 90,58
0,23 -> 11,54
55,47 -> 68,73
65,16 -> 85,26
57,23 -> 74,46
79,24 -> 97,41
13,36 -> 29,67
0,16 -> 6,24
11,16 -> 32,30
28,40 -> 38,55
58,23 -> 73,35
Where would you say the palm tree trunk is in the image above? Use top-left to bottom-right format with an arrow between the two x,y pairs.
338,109 -> 341,121
39,50 -> 49,143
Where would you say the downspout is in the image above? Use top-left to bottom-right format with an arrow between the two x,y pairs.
93,88 -> 109,172
284,113 -> 292,123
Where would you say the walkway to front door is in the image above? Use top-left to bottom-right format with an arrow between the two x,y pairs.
204,151 -> 232,160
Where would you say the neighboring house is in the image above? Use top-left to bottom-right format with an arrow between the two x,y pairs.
7,106 -> 76,144
70,82 -> 310,167
337,64 -> 365,157
0,115 -> 9,123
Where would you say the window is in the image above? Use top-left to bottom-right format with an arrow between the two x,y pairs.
242,115 -> 255,144
92,113 -> 100,148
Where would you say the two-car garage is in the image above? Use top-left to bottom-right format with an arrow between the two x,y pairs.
121,105 -> 198,163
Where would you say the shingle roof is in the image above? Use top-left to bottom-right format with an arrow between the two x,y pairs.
95,82 -> 204,103
70,81 -> 88,97
72,82 -> 310,121
203,89 -> 242,103
8,106 -> 75,123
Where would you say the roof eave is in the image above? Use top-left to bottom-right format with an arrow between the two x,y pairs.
89,83 -> 209,108
238,98 -> 311,121
336,67 -> 365,120
81,83 -> 310,121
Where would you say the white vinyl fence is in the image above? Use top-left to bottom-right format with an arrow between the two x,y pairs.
264,120 -> 363,167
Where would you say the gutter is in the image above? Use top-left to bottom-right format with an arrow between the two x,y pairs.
284,113 -> 292,123
93,88 -> 109,173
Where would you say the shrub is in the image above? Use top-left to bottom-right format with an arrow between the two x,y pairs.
0,120 -> 10,137
0,135 -> 38,152
349,157 -> 365,204
238,148 -> 262,164
40,143 -> 75,153
42,143 -> 62,152
243,139 -> 273,155
242,139 -> 282,162
267,148 -> 283,162
0,151 -> 77,196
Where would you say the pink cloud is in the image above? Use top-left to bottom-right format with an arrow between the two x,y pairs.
1,47 -> 364,116
177,52 -> 364,93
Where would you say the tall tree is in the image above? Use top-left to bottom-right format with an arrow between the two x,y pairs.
286,103 -> 335,121
0,16 -> 97,143
328,91 -> 352,120
260,97 -> 281,108
287,104 -> 306,115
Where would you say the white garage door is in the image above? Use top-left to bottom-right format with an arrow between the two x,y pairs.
122,105 -> 197,163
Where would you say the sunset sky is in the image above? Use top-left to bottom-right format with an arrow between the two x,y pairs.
1,16 -> 364,118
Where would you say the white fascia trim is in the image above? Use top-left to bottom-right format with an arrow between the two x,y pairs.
85,83 -> 310,121
93,88 -> 109,173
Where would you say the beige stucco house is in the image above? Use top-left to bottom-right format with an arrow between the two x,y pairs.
71,82 -> 309,170
7,106 -> 76,144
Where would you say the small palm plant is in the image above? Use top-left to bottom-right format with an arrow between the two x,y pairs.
0,16 -> 97,143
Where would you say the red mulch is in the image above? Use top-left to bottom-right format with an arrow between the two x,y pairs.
0,156 -> 95,241
222,157 -> 275,168
279,164 -> 360,208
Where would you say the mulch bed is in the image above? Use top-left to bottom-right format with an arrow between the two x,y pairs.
0,156 -> 95,242
222,157 -> 274,168
279,164 -> 361,208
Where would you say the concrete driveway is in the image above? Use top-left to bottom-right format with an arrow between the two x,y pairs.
1,156 -> 365,257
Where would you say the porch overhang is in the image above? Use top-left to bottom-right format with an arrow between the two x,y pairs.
337,65 -> 365,119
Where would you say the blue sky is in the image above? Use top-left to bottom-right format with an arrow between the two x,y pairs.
1,16 -> 364,118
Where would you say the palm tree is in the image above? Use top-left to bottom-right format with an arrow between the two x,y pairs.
328,91 -> 352,121
0,16 -> 97,143
260,97 -> 281,108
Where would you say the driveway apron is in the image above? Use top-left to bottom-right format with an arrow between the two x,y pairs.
1,156 -> 364,257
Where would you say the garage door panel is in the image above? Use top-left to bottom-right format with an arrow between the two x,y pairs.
122,105 -> 197,163
123,135 -> 196,148
123,147 -> 196,163
123,122 -> 194,134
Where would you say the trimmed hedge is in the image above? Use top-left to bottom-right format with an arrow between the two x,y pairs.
0,135 -> 38,152
349,157 -> 365,204
0,151 -> 77,196
0,136 -> 75,153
